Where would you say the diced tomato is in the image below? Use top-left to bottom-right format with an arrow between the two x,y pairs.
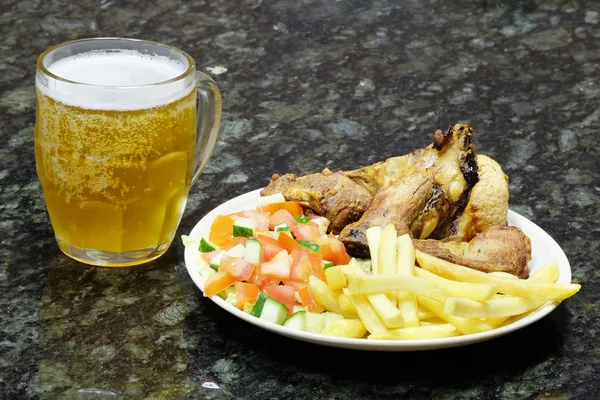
289,248 -> 313,284
201,250 -> 220,264
234,282 -> 260,309
260,250 -> 291,280
248,267 -> 280,289
264,285 -> 296,316
219,255 -> 254,281
259,201 -> 304,217
221,237 -> 247,251
308,214 -> 330,234
308,251 -> 326,282
209,215 -> 235,246
316,236 -> 351,266
269,209 -> 296,231
204,272 -> 235,297
256,234 -> 284,262
297,286 -> 324,313
282,279 -> 308,290
277,231 -> 303,253
291,223 -> 320,241
237,209 -> 271,230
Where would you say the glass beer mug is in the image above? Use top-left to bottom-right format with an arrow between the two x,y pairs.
34,38 -> 221,267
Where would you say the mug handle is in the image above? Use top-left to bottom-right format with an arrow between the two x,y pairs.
192,71 -> 222,184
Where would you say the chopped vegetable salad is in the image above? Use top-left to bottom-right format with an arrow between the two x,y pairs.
183,193 -> 358,335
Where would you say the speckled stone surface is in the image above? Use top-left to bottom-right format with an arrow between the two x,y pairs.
1,0 -> 599,398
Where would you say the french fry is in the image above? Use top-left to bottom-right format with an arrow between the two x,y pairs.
325,266 -> 347,290
444,296 -> 540,318
309,275 -> 344,315
347,274 -> 448,303
487,262 -> 562,327
376,224 -> 398,305
414,267 -> 497,301
367,293 -> 404,328
396,233 -> 419,327
530,262 -> 559,283
343,289 -> 388,334
417,296 -> 495,335
488,272 -> 519,280
346,257 -> 404,328
415,250 -> 581,302
417,308 -> 438,321
367,324 -> 457,340
337,293 -> 358,317
365,226 -> 382,274
321,319 -> 367,338
397,293 -> 419,327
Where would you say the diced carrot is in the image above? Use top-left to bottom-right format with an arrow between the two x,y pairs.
259,201 -> 304,217
234,282 -> 260,309
297,287 -> 324,313
221,237 -> 247,251
277,232 -> 303,253
204,272 -> 235,297
209,215 -> 235,246
316,236 -> 351,266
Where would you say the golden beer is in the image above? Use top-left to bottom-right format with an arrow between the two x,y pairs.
35,39 -> 221,266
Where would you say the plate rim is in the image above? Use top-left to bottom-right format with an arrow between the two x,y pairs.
183,188 -> 571,351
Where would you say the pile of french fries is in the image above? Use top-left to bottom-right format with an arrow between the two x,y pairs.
308,224 -> 581,340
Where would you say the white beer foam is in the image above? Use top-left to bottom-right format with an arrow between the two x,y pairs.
39,50 -> 194,110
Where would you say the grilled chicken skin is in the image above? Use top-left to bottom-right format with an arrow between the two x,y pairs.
260,169 -> 373,234
338,124 -> 479,258
413,225 -> 532,278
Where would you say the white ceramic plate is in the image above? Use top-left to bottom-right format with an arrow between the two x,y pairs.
183,188 -> 572,351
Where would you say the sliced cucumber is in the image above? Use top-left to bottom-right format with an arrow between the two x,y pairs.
274,222 -> 291,232
297,240 -> 321,253
257,193 -> 286,206
283,311 -> 306,331
244,238 -> 261,265
304,312 -> 327,333
226,243 -> 246,258
322,260 -> 335,269
199,238 -> 217,253
233,217 -> 256,237
250,293 -> 288,324
208,251 -> 224,271
250,293 -> 268,317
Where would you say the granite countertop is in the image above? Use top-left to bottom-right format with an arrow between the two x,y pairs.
1,0 -> 599,398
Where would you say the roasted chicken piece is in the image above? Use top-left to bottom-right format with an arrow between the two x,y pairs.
342,148 -> 426,196
260,169 -> 373,234
413,225 -> 532,278
338,124 -> 479,258
445,154 -> 510,242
